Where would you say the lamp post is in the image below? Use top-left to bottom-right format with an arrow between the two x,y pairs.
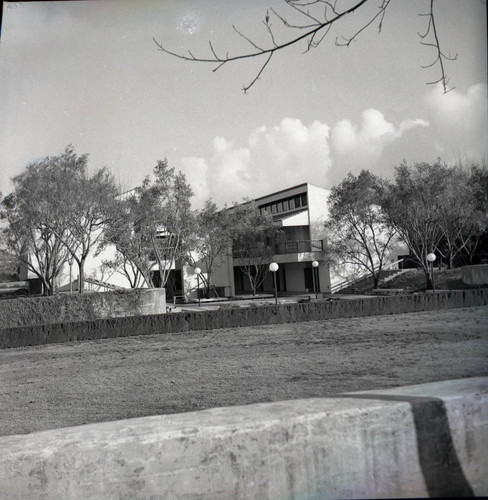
194,267 -> 201,306
269,262 -> 279,305
312,260 -> 319,298
426,253 -> 436,292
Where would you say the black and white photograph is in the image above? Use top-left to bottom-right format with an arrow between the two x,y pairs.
0,0 -> 487,498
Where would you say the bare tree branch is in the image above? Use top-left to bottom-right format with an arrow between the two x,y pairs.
154,0 -> 370,92
335,0 -> 390,47
154,0 -> 456,93
418,0 -> 457,93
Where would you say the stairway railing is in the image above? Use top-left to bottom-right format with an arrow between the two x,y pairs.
84,277 -> 126,291
330,259 -> 405,294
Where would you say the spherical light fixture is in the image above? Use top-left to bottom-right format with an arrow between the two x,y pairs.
311,261 -> 319,297
269,262 -> 279,304
426,253 -> 436,292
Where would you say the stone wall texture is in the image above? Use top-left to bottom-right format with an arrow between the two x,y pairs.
1,289 -> 487,349
0,288 -> 166,330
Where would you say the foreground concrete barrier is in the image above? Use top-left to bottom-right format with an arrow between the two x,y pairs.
1,377 -> 486,499
1,288 -> 487,348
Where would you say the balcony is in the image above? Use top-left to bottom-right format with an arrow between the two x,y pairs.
232,240 -> 324,259
274,239 -> 324,255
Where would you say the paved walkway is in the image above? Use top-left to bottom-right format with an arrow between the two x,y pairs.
169,293 -> 376,312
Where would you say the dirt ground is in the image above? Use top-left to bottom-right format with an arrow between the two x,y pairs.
1,305 -> 487,437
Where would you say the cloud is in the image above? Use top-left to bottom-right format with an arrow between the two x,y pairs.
330,109 -> 429,158
182,118 -> 331,208
423,83 -> 488,161
326,109 -> 429,184
181,111 -> 431,208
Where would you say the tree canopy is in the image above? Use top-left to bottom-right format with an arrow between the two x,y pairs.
104,159 -> 195,289
381,160 -> 488,287
325,169 -> 397,288
1,146 -> 120,294
187,199 -> 234,298
231,200 -> 283,295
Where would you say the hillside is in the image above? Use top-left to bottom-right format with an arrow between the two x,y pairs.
376,268 -> 475,292
340,267 -> 482,294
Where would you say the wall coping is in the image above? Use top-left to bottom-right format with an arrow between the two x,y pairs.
1,377 -> 486,499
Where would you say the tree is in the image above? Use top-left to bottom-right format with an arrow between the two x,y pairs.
458,162 -> 488,264
187,200 -> 233,298
231,200 -> 282,296
382,160 -> 488,287
325,170 -> 397,288
1,157 -> 72,295
2,147 -> 121,294
101,253 -> 146,289
381,160 -> 461,288
102,192 -> 157,288
0,193 -> 20,281
104,160 -> 195,289
154,0 -> 456,93
435,164 -> 488,268
57,163 -> 120,293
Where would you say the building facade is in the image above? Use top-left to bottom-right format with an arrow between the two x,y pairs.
209,183 -> 331,297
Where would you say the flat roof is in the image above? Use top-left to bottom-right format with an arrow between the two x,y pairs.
223,182 -> 328,211
254,182 -> 329,204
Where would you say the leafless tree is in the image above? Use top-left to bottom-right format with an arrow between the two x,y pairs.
154,0 -> 457,93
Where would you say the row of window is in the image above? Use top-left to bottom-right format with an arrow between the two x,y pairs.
259,193 -> 308,216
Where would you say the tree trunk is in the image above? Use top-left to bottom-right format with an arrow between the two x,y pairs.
372,271 -> 380,289
78,260 -> 85,293
43,280 -> 54,296
448,254 -> 454,270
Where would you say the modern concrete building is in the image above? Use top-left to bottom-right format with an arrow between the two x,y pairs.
209,183 -> 331,297
8,182 -> 332,299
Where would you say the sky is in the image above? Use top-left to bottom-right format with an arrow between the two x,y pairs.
0,0 -> 486,209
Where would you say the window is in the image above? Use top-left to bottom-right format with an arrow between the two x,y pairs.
289,197 -> 295,210
300,193 -> 308,207
282,199 -> 289,211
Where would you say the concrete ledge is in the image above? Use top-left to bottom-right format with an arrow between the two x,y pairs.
1,288 -> 487,348
462,264 -> 488,286
370,288 -> 405,295
1,377 -> 487,499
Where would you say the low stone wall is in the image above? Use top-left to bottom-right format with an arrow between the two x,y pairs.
0,288 -> 166,329
1,377 -> 486,499
462,264 -> 488,286
1,289 -> 487,349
